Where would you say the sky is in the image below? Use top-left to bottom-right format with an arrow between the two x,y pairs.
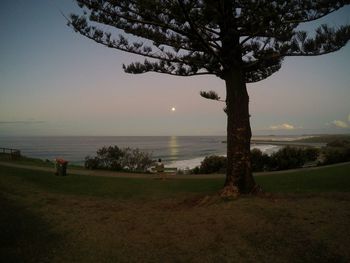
0,0 -> 350,136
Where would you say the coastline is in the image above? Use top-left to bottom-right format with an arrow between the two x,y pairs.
251,140 -> 325,148
0,135 -> 326,170
1,160 -> 349,179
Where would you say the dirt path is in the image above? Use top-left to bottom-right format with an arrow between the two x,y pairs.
0,161 -> 349,179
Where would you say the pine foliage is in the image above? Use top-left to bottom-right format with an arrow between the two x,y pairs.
200,90 -> 222,101
70,0 -> 350,83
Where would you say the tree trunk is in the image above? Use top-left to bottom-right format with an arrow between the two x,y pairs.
221,68 -> 258,197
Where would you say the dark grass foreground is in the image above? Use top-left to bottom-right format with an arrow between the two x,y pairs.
1,164 -> 350,262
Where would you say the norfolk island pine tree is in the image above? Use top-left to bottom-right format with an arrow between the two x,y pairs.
69,0 -> 350,196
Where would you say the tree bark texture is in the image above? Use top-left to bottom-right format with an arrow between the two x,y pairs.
222,69 -> 257,196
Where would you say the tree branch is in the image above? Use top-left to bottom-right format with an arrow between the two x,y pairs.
177,0 -> 223,63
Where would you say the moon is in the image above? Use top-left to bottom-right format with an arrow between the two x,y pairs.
171,107 -> 176,112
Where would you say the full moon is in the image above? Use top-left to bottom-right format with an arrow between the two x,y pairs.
171,107 -> 176,112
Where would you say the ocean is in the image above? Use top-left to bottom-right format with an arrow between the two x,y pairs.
0,136 -> 282,169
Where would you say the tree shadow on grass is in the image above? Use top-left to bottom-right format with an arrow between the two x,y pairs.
0,194 -> 63,263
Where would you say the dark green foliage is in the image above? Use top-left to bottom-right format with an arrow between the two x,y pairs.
303,147 -> 320,162
84,145 -> 153,172
326,139 -> 350,148
198,155 -> 227,174
200,90 -> 223,101
322,140 -> 350,165
322,148 -> 350,164
120,147 -> 154,171
84,155 -> 100,170
251,148 -> 270,172
269,147 -> 306,170
191,166 -> 201,174
266,147 -> 319,171
96,145 -> 124,170
193,147 -> 321,174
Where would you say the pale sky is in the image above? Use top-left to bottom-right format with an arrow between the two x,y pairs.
1,0 -> 350,136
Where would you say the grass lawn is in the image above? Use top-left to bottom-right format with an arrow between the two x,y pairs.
1,164 -> 350,262
0,153 -> 84,170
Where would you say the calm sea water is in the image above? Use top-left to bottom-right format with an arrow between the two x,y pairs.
0,136 -> 281,169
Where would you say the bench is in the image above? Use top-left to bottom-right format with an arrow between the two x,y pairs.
164,167 -> 178,175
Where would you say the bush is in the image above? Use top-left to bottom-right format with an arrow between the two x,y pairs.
190,146 -> 322,174
191,166 -> 201,174
95,146 -> 124,170
199,155 -> 226,174
121,147 -> 154,172
268,147 -> 306,171
84,156 -> 100,170
85,145 -> 153,172
251,148 -> 270,172
322,144 -> 350,165
302,147 -> 320,162
326,139 -> 350,148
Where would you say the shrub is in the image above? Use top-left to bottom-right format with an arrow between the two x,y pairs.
84,156 -> 100,170
322,144 -> 350,165
121,147 -> 154,172
191,166 -> 201,174
199,155 -> 226,174
268,147 -> 306,170
326,139 -> 350,148
251,148 -> 270,172
189,146 -> 322,174
302,147 -> 320,162
84,145 -> 153,172
96,146 -> 124,170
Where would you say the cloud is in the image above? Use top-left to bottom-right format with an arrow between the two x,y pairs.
269,123 -> 296,130
331,120 -> 349,128
0,120 -> 46,125
348,114 -> 350,123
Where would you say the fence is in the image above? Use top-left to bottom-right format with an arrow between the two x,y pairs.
0,147 -> 21,160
